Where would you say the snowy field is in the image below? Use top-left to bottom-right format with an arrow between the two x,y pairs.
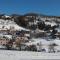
0,50 -> 60,60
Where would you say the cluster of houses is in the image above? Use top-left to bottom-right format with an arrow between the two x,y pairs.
0,28 -> 30,50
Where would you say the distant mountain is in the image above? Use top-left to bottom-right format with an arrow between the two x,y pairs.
24,13 -> 39,16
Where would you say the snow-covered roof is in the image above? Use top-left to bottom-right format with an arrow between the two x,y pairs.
4,35 -> 12,39
0,35 -> 12,39
24,34 -> 30,37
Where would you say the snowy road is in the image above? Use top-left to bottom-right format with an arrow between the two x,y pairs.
0,50 -> 60,60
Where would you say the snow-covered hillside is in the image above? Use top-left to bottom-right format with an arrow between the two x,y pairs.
0,15 -> 60,60
0,19 -> 29,31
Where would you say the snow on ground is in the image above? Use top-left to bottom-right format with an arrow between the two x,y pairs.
0,19 -> 30,31
0,50 -> 60,60
30,38 -> 60,46
45,21 -> 57,26
25,38 -> 60,52
28,38 -> 52,46
54,38 -> 60,45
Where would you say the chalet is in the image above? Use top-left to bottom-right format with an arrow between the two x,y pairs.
14,36 -> 29,48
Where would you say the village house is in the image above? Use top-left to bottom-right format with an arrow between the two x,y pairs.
12,35 -> 29,50
0,29 -> 17,36
16,36 -> 28,43
0,30 -> 10,35
12,30 -> 30,47
0,37 -> 9,46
